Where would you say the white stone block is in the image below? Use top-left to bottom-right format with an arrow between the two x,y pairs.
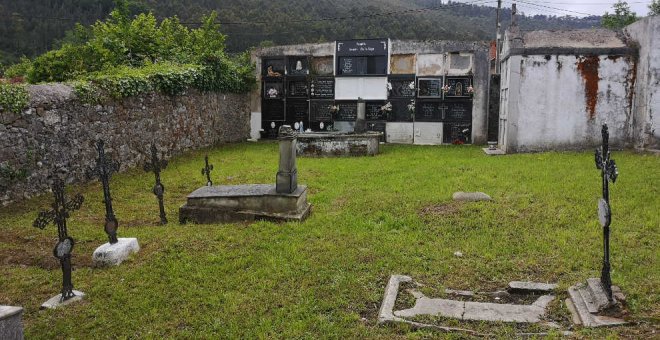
41,291 -> 85,309
92,238 -> 140,267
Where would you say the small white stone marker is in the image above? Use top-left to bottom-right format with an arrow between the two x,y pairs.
41,291 -> 85,309
453,251 -> 463,257
452,192 -> 492,202
92,238 -> 140,267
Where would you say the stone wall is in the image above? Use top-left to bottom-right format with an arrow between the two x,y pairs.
0,84 -> 250,205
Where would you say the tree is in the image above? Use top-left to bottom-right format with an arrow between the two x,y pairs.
650,0 -> 660,16
601,1 -> 637,29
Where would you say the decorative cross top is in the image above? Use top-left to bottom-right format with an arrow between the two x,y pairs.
33,178 -> 84,302
201,155 -> 214,186
594,123 -> 619,302
87,139 -> 120,244
144,144 -> 169,225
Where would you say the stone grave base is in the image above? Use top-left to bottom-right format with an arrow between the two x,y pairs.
379,275 -> 570,336
0,306 -> 24,340
179,184 -> 312,224
41,291 -> 85,309
92,238 -> 140,267
566,278 -> 627,327
482,148 -> 506,155
296,132 -> 382,157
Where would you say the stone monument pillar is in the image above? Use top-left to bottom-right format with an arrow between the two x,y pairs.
276,125 -> 298,194
355,97 -> 367,133
0,306 -> 24,340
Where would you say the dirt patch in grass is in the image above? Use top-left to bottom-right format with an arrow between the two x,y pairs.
418,202 -> 462,218
394,281 -> 419,311
0,232 -> 95,269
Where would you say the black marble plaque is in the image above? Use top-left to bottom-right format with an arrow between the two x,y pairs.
335,101 -> 357,121
443,122 -> 472,144
262,99 -> 285,121
287,79 -> 308,98
310,77 -> 335,99
415,100 -> 447,122
262,58 -> 285,77
367,121 -> 387,142
286,100 -> 309,124
389,99 -> 414,122
445,77 -> 472,98
366,101 -> 387,121
310,100 -> 334,122
336,39 -> 388,57
445,101 -> 472,122
418,78 -> 443,98
388,77 -> 416,98
261,121 -> 283,139
263,81 -> 284,99
287,56 -> 309,76
338,57 -> 366,75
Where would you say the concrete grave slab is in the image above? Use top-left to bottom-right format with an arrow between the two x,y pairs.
508,281 -> 558,294
567,278 -> 627,327
41,290 -> 85,309
92,238 -> 140,267
0,306 -> 24,340
482,148 -> 506,155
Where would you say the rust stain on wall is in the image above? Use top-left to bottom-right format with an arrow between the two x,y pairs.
576,56 -> 600,119
390,54 -> 416,74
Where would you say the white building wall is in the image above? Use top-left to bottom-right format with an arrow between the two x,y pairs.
504,54 -> 633,152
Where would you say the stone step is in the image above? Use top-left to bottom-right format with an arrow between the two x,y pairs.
567,285 -> 596,327
586,278 -> 614,310
577,284 -> 601,314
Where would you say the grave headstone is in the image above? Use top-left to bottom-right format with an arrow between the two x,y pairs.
335,101 -> 358,121
276,126 -> 298,194
0,306 -> 24,340
418,78 -> 443,98
33,176 -> 85,308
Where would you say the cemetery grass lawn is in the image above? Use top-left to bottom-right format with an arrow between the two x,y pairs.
0,143 -> 658,339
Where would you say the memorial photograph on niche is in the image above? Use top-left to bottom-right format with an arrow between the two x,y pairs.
287,79 -> 308,98
417,77 -> 444,98
445,76 -> 473,98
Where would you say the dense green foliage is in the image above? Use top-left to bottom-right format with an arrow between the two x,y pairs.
650,0 -> 660,16
0,2 -> 255,103
0,0 -> 604,65
0,144 -> 658,338
0,83 -> 29,113
602,1 -> 638,29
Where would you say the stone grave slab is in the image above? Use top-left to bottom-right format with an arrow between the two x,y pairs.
41,291 -> 85,309
508,281 -> 558,294
179,184 -> 311,224
566,278 -> 626,327
0,306 -> 24,340
378,275 -> 566,335
92,238 -> 140,267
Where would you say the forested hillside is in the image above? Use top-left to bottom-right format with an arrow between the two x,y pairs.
0,0 -> 602,65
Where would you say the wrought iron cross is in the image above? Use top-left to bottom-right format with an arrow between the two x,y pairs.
594,123 -> 619,302
33,178 -> 84,302
87,139 -> 120,244
201,155 -> 214,186
144,145 -> 168,225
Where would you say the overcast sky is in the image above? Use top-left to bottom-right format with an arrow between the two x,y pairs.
452,0 -> 652,17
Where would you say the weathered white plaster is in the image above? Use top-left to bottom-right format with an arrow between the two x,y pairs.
334,77 -> 388,100
413,122 -> 443,145
386,122 -> 414,144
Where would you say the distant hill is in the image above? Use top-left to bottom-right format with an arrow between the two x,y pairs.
0,0 -> 603,65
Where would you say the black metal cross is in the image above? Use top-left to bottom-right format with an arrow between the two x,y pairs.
201,155 -> 214,186
87,139 -> 120,244
33,178 -> 84,302
594,123 -> 619,302
144,145 -> 168,225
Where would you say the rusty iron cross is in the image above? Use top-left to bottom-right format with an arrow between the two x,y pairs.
144,144 -> 168,225
33,178 -> 84,302
201,155 -> 214,186
86,139 -> 120,244
594,123 -> 619,302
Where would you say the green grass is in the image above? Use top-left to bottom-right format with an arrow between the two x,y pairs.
0,143 -> 658,339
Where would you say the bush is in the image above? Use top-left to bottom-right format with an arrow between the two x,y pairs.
0,84 -> 29,113
3,57 -> 32,79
